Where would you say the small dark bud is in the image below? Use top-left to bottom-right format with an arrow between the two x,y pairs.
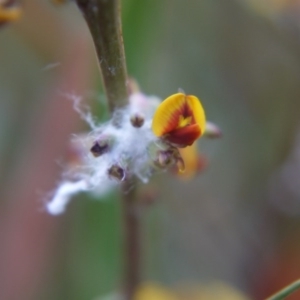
154,146 -> 185,171
130,113 -> 145,128
204,121 -> 222,139
108,165 -> 125,181
128,78 -> 140,94
90,140 -> 109,157
157,151 -> 172,167
177,87 -> 186,94
154,149 -> 178,169
170,148 -> 185,172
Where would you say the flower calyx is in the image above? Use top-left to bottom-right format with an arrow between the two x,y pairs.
153,146 -> 185,173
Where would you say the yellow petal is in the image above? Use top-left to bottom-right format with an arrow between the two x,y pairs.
177,143 -> 199,179
178,115 -> 192,128
134,282 -> 178,300
186,95 -> 206,134
0,6 -> 21,22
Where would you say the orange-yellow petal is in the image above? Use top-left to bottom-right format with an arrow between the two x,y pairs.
152,93 -> 206,143
186,95 -> 206,133
134,282 -> 177,300
177,143 -> 198,179
0,5 -> 21,23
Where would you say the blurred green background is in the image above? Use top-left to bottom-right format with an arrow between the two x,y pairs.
1,0 -> 300,299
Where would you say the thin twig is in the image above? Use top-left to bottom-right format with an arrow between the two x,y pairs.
76,0 -> 128,112
75,1 -> 140,299
266,279 -> 300,300
123,181 -> 140,300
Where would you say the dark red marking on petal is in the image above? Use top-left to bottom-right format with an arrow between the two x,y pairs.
164,123 -> 201,146
182,100 -> 192,118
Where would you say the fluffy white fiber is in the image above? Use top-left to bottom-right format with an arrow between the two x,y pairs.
46,180 -> 88,215
46,92 -> 162,215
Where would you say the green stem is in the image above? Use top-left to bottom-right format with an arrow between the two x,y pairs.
75,0 -> 128,112
75,1 -> 140,299
266,279 -> 300,300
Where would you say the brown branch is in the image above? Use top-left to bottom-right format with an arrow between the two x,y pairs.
123,181 -> 140,300
75,1 -> 140,299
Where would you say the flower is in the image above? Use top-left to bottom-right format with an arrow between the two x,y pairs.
133,281 -> 250,300
46,89 -> 217,215
96,281 -> 250,300
151,93 -> 206,147
0,0 -> 21,26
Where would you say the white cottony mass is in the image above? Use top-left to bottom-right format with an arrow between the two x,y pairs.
46,92 -> 163,215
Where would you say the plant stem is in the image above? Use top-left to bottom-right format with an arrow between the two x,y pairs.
75,1 -> 140,299
75,0 -> 128,112
266,279 -> 300,300
123,181 -> 140,300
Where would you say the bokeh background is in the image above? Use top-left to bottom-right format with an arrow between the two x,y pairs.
1,0 -> 300,299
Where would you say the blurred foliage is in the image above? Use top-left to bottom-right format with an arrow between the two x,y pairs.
1,0 -> 300,300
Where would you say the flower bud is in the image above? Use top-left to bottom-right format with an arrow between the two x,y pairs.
157,150 -> 173,167
204,121 -> 222,138
153,146 -> 184,171
90,139 -> 109,157
130,113 -> 145,128
108,165 -> 126,181
128,78 -> 141,94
